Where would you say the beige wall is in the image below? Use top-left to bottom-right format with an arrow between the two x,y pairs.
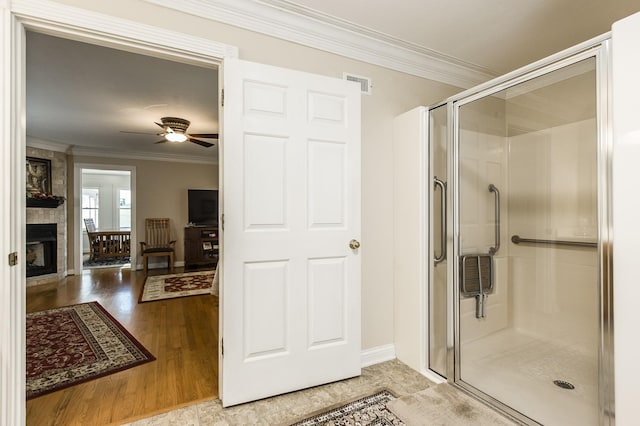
52,0 -> 461,350
68,156 -> 218,267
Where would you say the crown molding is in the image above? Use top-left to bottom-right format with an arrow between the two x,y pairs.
25,136 -> 217,165
70,145 -> 218,165
26,136 -> 70,153
10,0 -> 238,64
142,0 -> 497,88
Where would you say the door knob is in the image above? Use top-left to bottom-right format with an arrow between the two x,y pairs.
349,239 -> 360,249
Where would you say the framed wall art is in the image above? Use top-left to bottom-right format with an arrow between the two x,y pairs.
26,156 -> 52,195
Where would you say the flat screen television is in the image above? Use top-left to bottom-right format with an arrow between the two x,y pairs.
188,189 -> 219,227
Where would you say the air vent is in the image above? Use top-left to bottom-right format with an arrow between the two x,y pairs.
344,73 -> 372,95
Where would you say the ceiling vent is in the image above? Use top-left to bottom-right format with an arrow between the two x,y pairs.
343,73 -> 372,95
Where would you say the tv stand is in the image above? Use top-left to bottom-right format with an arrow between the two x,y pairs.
184,226 -> 218,269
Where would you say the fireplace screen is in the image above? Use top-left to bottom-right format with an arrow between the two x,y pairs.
26,223 -> 57,277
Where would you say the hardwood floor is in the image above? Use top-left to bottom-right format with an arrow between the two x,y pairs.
26,267 -> 219,426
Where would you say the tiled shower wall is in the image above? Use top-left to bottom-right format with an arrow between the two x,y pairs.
508,118 -> 598,348
458,128 -> 510,343
457,118 -> 598,349
26,147 -> 67,286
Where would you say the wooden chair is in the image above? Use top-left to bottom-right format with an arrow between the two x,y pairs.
140,218 -> 175,274
84,218 -> 101,261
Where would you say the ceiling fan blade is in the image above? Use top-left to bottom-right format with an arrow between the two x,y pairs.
154,140 -> 168,144
188,138 -> 214,148
188,133 -> 219,139
154,122 -> 165,129
120,131 -> 158,135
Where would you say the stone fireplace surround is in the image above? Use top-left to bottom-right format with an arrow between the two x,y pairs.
26,146 -> 67,286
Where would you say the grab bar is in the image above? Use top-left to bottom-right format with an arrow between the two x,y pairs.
511,235 -> 597,248
434,177 -> 446,265
488,184 -> 500,255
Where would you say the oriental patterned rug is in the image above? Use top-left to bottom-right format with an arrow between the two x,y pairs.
289,390 -> 404,426
139,270 -> 218,303
26,301 -> 155,399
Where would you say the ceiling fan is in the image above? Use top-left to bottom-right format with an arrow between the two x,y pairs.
122,117 -> 218,148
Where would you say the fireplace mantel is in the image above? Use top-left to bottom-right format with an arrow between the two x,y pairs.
26,197 -> 65,208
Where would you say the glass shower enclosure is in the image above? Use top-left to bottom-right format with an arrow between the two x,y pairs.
427,37 -> 613,425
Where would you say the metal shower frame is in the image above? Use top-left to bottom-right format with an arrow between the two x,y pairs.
425,33 -> 614,425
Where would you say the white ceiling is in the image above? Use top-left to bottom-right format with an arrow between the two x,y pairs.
26,32 -> 219,162
25,1 -> 640,163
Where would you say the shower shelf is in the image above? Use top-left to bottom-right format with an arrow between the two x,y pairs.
511,235 -> 597,248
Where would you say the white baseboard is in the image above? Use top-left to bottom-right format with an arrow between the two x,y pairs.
361,344 -> 396,367
363,345 -> 446,383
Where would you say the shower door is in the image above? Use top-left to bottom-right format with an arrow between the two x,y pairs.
428,104 -> 448,378
453,50 -> 611,426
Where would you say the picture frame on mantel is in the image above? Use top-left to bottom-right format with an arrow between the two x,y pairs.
26,156 -> 52,195
26,156 -> 64,208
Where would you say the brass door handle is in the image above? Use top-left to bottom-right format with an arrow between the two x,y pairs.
349,239 -> 360,249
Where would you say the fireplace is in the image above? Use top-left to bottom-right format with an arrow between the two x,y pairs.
26,223 -> 57,277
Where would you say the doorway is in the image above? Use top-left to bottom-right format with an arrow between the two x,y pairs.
77,166 -> 134,271
8,7 -> 231,424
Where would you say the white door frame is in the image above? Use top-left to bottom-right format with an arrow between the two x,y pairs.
0,2 -> 237,425
74,163 -> 137,274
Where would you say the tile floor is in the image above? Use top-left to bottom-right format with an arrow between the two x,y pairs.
121,359 -> 517,425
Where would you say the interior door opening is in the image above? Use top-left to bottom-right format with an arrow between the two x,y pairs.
79,167 -> 133,271
22,24 -> 222,425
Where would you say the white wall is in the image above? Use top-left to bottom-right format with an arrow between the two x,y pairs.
612,11 -> 640,425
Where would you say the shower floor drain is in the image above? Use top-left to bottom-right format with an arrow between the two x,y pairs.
553,380 -> 575,390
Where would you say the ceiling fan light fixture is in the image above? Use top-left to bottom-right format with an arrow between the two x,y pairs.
165,132 -> 188,143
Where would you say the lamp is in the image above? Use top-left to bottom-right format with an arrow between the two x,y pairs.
165,131 -> 188,143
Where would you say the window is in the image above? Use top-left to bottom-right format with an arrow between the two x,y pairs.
82,188 -> 99,228
119,189 -> 131,230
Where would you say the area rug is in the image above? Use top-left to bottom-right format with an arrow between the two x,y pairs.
386,384 -> 516,425
83,257 -> 130,269
139,270 -> 217,303
26,301 -> 155,399
289,389 -> 404,426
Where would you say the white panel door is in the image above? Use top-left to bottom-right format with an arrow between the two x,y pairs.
221,58 -> 361,407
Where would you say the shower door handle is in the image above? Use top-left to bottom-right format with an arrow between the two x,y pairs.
434,177 -> 446,265
488,184 -> 500,255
